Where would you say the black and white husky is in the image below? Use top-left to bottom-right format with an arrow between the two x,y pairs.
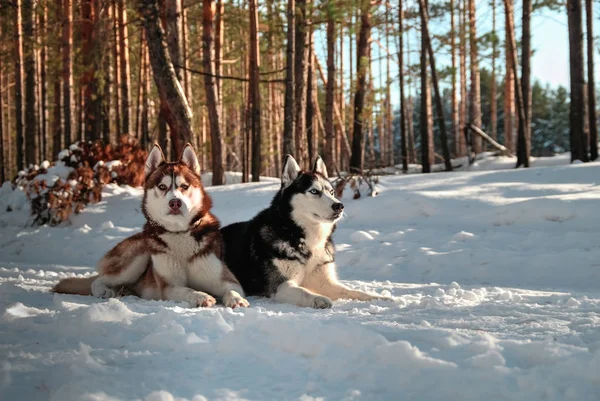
221,155 -> 389,308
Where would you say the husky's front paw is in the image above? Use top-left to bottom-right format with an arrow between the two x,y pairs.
310,295 -> 333,309
223,290 -> 250,308
91,280 -> 116,299
188,291 -> 216,308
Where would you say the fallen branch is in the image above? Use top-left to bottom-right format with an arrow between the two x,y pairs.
467,124 -> 514,157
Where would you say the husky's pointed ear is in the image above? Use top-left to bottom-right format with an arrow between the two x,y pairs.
312,155 -> 328,178
180,143 -> 201,175
281,154 -> 301,187
145,144 -> 165,179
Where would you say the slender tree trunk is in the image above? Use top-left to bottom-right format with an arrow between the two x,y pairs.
419,3 -> 433,173
165,0 -> 183,82
504,0 -> 515,152
201,0 -> 225,184
398,0 -> 408,172
23,0 -> 38,165
294,0 -> 310,165
306,30 -> 315,164
138,0 -> 194,155
51,0 -> 62,156
102,6 -> 111,144
165,0 -> 184,157
418,0 -> 452,171
62,0 -> 73,148
490,0 -> 497,141
39,0 -> 48,159
215,0 -> 224,117
325,11 -> 335,171
385,0 -> 393,166
112,0 -> 121,137
181,0 -> 193,142
468,0 -> 481,154
82,0 -> 102,142
4,47 -> 12,177
282,0 -> 295,158
350,0 -> 371,173
567,0 -> 588,162
141,41 -> 151,147
15,0 -> 25,170
135,31 -> 145,139
249,0 -> 261,181
504,0 -> 528,165
458,0 -> 467,157
0,23 -> 4,182
346,17 -> 352,169
450,0 -> 459,156
518,0 -> 532,166
118,0 -> 131,135
586,0 -> 598,160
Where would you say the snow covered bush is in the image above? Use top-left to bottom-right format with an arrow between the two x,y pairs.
12,136 -> 148,226
332,171 -> 379,199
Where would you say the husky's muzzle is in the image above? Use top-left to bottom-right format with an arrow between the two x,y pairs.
331,202 -> 344,220
168,198 -> 183,215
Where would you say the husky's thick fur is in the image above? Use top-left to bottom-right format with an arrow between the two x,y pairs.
53,144 -> 249,308
221,155 -> 388,308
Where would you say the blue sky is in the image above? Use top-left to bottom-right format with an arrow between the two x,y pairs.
313,3 -> 598,109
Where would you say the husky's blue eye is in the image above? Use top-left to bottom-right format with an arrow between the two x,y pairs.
309,189 -> 319,195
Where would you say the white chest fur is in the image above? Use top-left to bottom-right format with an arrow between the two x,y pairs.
153,232 -> 219,291
273,222 -> 334,285
159,232 -> 199,261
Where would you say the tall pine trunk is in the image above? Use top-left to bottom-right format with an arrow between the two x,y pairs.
0,23 -> 4,182
504,0 -> 528,165
39,0 -> 48,159
165,0 -> 183,82
201,0 -> 225,184
81,0 -> 102,142
468,0 -> 481,154
398,0 -> 408,172
418,0 -> 452,171
350,0 -> 371,173
62,0 -> 73,148
458,0 -> 467,157
325,10 -> 335,171
23,0 -> 37,165
282,0 -> 295,158
249,0 -> 261,181
385,0 -> 393,166
306,30 -> 316,164
15,0 -> 25,170
586,0 -> 598,160
518,0 -> 532,167
504,0 -> 515,152
567,0 -> 588,162
138,0 -> 194,155
118,0 -> 131,135
52,0 -> 62,157
294,0 -> 310,165
419,4 -> 433,173
490,0 -> 497,141
450,0 -> 459,156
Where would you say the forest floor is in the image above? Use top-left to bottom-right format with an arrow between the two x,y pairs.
1,154 -> 599,401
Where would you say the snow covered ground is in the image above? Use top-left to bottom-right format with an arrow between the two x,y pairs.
1,157 -> 600,401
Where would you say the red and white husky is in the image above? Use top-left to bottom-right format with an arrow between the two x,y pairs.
53,144 -> 249,308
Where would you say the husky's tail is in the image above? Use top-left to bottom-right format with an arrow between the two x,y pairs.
51,275 -> 98,296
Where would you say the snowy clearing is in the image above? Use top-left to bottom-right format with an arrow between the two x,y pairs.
1,158 -> 600,401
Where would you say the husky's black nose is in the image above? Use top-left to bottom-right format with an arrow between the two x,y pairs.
169,198 -> 182,211
332,202 -> 344,212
